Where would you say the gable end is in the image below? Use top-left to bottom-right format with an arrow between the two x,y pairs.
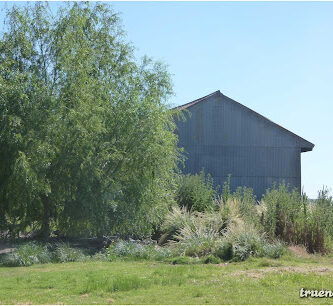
174,90 -> 314,152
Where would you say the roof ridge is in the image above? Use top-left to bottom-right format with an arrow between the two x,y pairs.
173,90 -> 220,110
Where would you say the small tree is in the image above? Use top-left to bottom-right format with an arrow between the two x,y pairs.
0,2 -> 180,238
175,170 -> 217,212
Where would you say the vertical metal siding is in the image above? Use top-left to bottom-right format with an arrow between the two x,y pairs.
176,94 -> 303,199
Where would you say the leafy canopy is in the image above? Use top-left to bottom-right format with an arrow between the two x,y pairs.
0,2 -> 180,238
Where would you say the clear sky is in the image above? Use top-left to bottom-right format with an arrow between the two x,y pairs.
1,1 -> 332,198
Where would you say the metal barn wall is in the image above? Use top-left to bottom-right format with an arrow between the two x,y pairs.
176,93 -> 304,199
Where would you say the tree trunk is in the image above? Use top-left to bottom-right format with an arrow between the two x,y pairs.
39,195 -> 51,240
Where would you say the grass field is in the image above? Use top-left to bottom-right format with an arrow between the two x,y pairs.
1,254 -> 333,305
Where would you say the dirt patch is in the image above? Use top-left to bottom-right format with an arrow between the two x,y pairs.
0,242 -> 17,254
228,266 -> 333,279
216,263 -> 229,267
287,245 -> 311,258
81,294 -> 89,298
0,247 -> 15,254
107,298 -> 114,304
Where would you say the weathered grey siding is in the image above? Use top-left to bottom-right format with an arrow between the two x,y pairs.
175,91 -> 314,199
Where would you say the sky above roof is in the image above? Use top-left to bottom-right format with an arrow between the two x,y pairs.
1,1 -> 332,198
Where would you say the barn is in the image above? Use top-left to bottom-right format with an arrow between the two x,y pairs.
174,90 -> 314,199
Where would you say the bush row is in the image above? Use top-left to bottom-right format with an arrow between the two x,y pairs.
0,236 -> 285,267
0,243 -> 86,267
2,173 -> 331,267
160,203 -> 285,262
106,239 -> 284,263
173,171 -> 333,254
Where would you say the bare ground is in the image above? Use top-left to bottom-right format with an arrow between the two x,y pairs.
226,266 -> 333,279
0,242 -> 16,254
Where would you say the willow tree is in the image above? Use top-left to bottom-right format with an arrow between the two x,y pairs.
0,2 -> 180,238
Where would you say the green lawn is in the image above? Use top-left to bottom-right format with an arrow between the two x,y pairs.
1,255 -> 333,305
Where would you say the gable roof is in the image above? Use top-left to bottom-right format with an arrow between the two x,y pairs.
174,91 -> 221,111
174,90 -> 314,152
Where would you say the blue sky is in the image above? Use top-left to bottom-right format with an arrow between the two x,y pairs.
1,1 -> 332,198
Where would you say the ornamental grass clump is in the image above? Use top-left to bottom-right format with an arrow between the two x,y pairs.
53,243 -> 87,263
106,240 -> 172,261
224,223 -> 265,261
159,206 -> 194,245
170,222 -> 221,257
256,241 -> 286,259
1,242 -> 51,267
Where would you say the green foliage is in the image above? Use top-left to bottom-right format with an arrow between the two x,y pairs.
171,221 -> 220,257
91,251 -> 110,262
224,224 -> 265,261
0,2 -> 180,238
53,243 -> 86,263
262,183 -> 327,253
256,241 -> 286,259
1,242 -> 51,266
221,174 -> 232,204
262,183 -> 305,240
167,256 -> 191,265
160,187 -> 285,261
232,186 -> 259,226
159,206 -> 194,245
201,254 -> 221,264
312,188 -> 333,238
213,240 -> 234,261
165,256 -> 199,265
106,240 -> 172,261
175,170 -> 217,212
0,242 -> 88,266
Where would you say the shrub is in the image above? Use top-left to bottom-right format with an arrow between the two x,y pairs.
171,222 -> 220,257
161,206 -> 226,243
218,198 -> 245,231
106,240 -> 172,261
233,245 -> 251,261
107,241 -> 147,260
199,210 -> 226,234
213,240 -> 233,261
312,188 -> 333,239
256,241 -> 286,259
161,182 -> 333,259
221,174 -> 232,205
170,256 -> 191,265
1,242 -> 51,267
53,243 -> 86,263
175,170 -> 217,212
159,206 -> 194,245
201,254 -> 221,264
262,183 -> 327,253
152,247 -> 173,261
296,218 -> 326,254
224,223 -> 265,261
262,183 -> 305,242
91,251 -> 110,262
233,186 -> 260,226
165,256 -> 200,265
